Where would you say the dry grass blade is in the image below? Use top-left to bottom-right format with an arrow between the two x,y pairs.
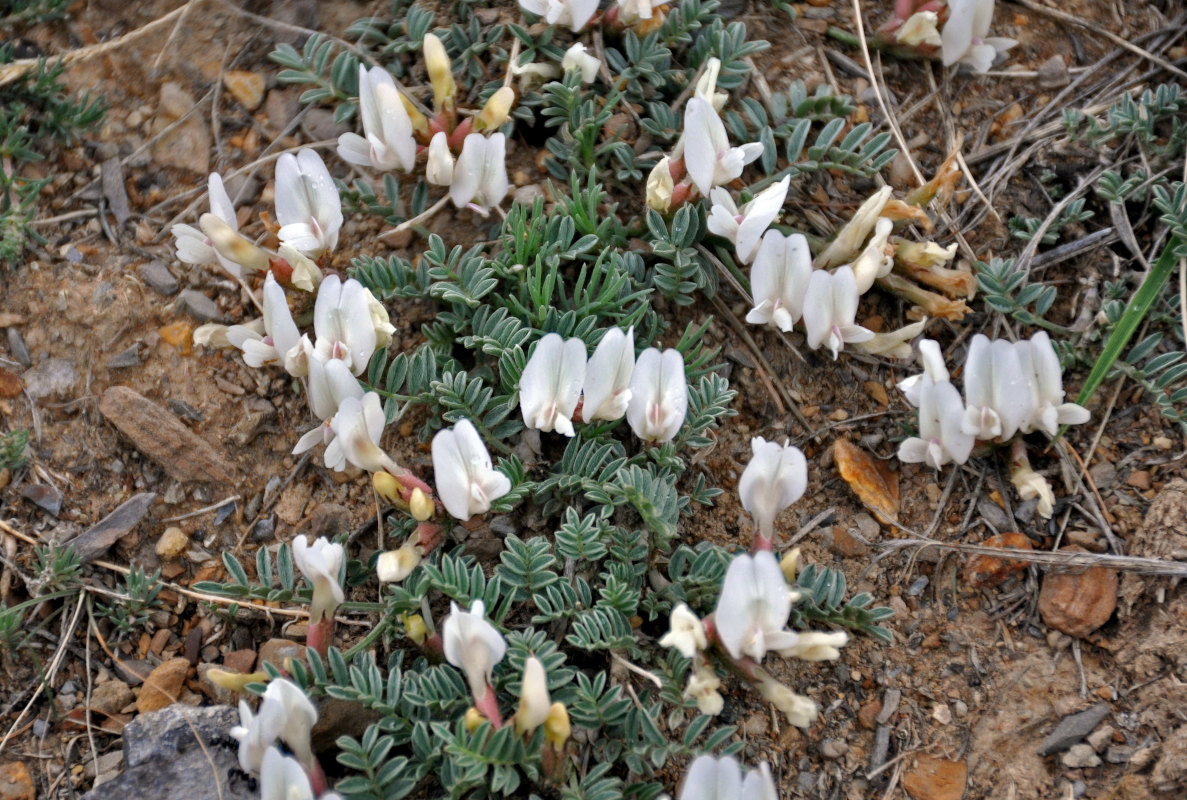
881,539 -> 1187,577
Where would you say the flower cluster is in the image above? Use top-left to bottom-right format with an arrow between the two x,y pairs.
877,0 -> 1017,74
898,333 -> 1090,514
678,755 -> 778,800
518,329 -> 689,443
231,678 -> 338,799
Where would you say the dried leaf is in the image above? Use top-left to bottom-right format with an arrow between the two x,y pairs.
834,439 -> 899,525
0,366 -> 21,398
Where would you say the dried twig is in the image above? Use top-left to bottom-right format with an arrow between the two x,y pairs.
880,539 -> 1185,577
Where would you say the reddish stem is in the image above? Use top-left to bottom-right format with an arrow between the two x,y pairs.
306,616 -> 335,658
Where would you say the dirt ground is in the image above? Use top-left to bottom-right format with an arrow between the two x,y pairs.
1,1 -> 1186,798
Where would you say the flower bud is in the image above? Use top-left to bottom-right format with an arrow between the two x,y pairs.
544,702 -> 570,751
475,87 -> 515,132
373,470 -> 404,506
515,656 -> 551,735
377,546 -> 422,583
403,614 -> 428,645
409,488 -> 434,521
464,706 -> 485,732
199,213 -> 270,273
399,91 -> 430,136
426,131 -> 455,186
645,157 -> 674,213
779,547 -> 801,582
424,34 -> 456,112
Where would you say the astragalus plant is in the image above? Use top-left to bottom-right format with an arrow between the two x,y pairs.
180,1 -> 894,797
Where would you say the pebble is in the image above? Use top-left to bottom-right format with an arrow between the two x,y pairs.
819,739 -> 848,759
906,576 -> 929,597
1087,725 -> 1114,752
1037,54 -> 1070,88
964,532 -> 1033,587
1126,470 -> 1152,490
6,328 -> 30,367
151,83 -> 211,174
91,281 -> 116,307
89,680 -> 134,715
1037,703 -> 1112,756
877,689 -> 901,724
222,70 -> 265,110
136,658 -> 191,713
156,527 -> 189,560
257,638 -> 306,672
20,484 -> 62,516
1106,745 -> 1134,764
0,761 -> 35,800
1061,743 -> 1101,769
64,492 -> 157,564
176,289 -> 224,322
902,755 -> 967,800
107,345 -> 142,369
1038,547 -> 1118,638
137,260 -> 179,296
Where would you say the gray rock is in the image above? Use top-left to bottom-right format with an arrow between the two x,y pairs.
22,357 -> 77,399
138,261 -> 179,296
92,281 -> 117,307
7,327 -> 31,366
108,345 -> 142,369
21,484 -> 63,516
716,0 -> 747,18
1105,745 -> 1133,764
82,704 -> 253,800
1038,703 -> 1111,756
176,290 -> 223,322
89,680 -> 134,715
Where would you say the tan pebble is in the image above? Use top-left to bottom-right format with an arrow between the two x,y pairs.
902,755 -> 966,800
223,71 -> 266,110
1038,546 -> 1118,638
1125,470 -> 1151,490
0,761 -> 35,800
864,380 -> 889,407
156,526 -> 189,560
136,657 -> 190,712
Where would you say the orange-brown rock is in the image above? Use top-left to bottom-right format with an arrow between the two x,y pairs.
902,755 -> 967,800
136,657 -> 191,712
964,533 -> 1033,587
0,762 -> 34,800
1038,546 -> 1118,638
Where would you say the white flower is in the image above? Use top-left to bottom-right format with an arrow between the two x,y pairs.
259,747 -> 314,800
683,96 -> 764,198
802,266 -> 875,359
450,133 -> 509,212
706,177 -> 789,265
516,656 -> 551,735
328,392 -> 392,472
658,603 -> 707,658
646,156 -> 674,213
898,375 -> 975,469
746,231 -> 812,331
313,275 -> 380,376
683,664 -> 723,716
626,347 -> 688,443
713,550 -> 798,662
1011,461 -> 1055,518
738,437 -> 807,541
1015,331 -> 1090,436
851,318 -> 928,359
813,186 -> 892,269
337,65 -> 416,172
376,545 -> 422,583
230,697 -> 283,773
758,675 -> 818,730
172,173 -> 243,276
426,131 -> 455,186
431,418 -> 511,522
897,338 -> 950,406
679,756 -> 778,800
442,600 -> 507,699
897,10 -> 943,47
941,0 -> 1018,73
617,0 -> 664,24
301,336 -> 363,420
275,149 -> 343,255
776,630 -> 849,661
961,334 -> 1034,441
292,535 -> 345,625
562,43 -> 600,84
849,216 -> 894,295
227,272 -> 300,370
518,0 -> 598,31
519,333 -> 587,436
581,326 -> 634,422
261,677 -> 319,768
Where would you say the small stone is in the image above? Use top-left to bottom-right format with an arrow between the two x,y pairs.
263,89 -> 300,131
902,755 -> 966,800
820,739 -> 848,759
21,357 -> 76,400
1038,548 -> 1118,638
156,527 -> 189,560
864,380 -> 889,406
6,328 -> 30,367
257,638 -> 306,672
151,83 -> 211,174
1037,703 -> 1111,756
1088,461 -> 1116,489
0,761 -> 35,800
932,703 -> 952,725
1061,743 -> 1101,769
877,689 -> 901,724
858,699 -> 882,730
906,576 -> 929,596
1105,745 -> 1133,764
1126,470 -> 1151,490
1087,725 -> 1114,752
91,281 -> 116,307
1037,54 -> 1070,88
137,261 -> 179,296
302,108 -> 349,141
20,484 -> 62,516
176,290 -> 223,323
827,525 -> 869,558
64,493 -> 157,565
222,71 -> 265,110
89,680 -> 134,715
222,649 -> 256,674
854,512 -> 880,540
136,658 -> 191,713
965,532 -> 1033,587
107,345 -> 142,369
